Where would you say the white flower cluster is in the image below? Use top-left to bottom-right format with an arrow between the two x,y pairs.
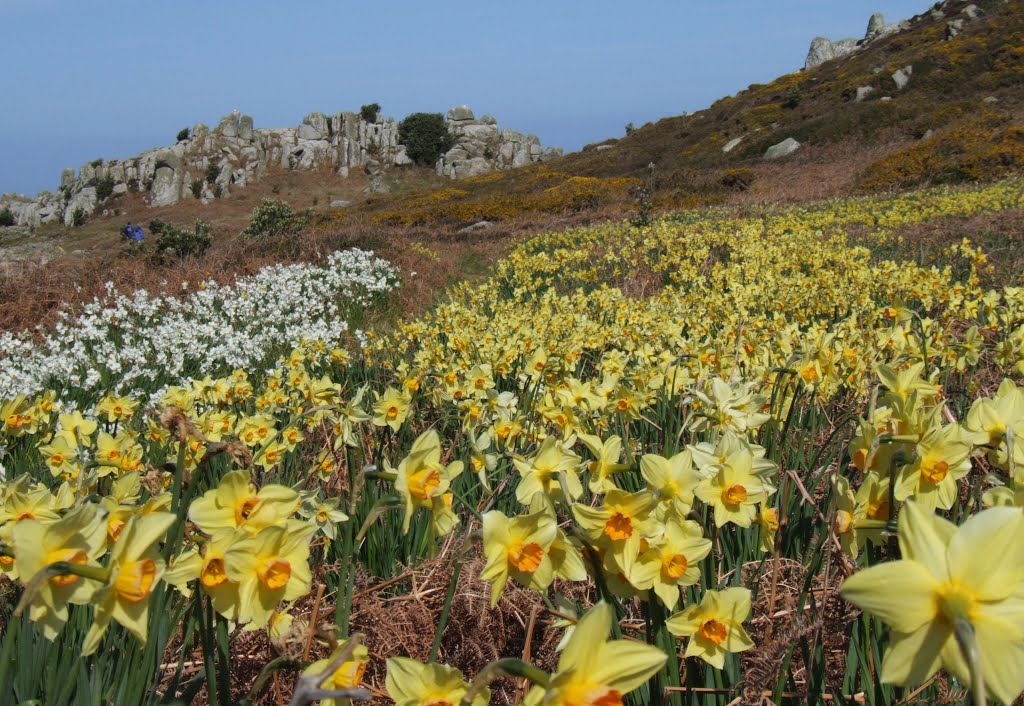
0,249 -> 398,399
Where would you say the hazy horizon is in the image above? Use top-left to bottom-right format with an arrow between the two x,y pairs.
1,0 -> 930,196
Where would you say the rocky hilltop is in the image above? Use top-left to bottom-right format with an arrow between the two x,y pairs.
1,106 -> 562,227
804,3 -> 987,69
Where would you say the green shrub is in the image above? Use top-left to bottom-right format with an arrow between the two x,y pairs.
151,218 -> 213,260
360,103 -> 381,123
205,163 -> 222,184
176,127 -> 190,142
90,158 -> 103,168
0,207 -> 14,227
96,175 -> 116,201
71,207 -> 87,227
240,199 -> 308,239
398,112 -> 455,166
190,179 -> 204,199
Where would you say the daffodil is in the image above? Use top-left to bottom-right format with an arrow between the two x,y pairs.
391,429 -> 464,535
640,449 -> 702,521
513,436 -> 582,505
12,505 -> 107,639
694,447 -> 767,528
82,512 -> 175,655
481,508 -> 557,606
965,378 -> 1024,479
573,489 -> 656,578
223,522 -> 314,627
633,518 -> 712,609
521,602 -> 666,706
302,639 -> 370,706
578,433 -> 630,493
666,587 -> 754,668
840,501 -> 1024,704
385,657 -> 489,706
373,387 -> 411,432
189,470 -> 299,535
893,423 -> 972,512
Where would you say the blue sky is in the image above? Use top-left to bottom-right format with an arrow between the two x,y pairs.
1,0 -> 930,196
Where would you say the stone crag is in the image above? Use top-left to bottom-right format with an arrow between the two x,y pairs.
1,106 -> 560,227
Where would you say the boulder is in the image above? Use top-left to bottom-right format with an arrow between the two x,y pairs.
63,187 -> 97,225
458,220 -> 493,234
217,111 -> 241,138
460,123 -> 501,142
722,136 -> 744,153
447,105 -> 475,122
946,18 -> 964,38
330,199 -> 352,208
297,124 -> 323,141
805,37 -> 859,69
866,12 -> 886,37
540,147 -> 563,161
238,115 -> 254,141
764,138 -> 801,160
963,4 -> 981,19
855,86 -> 876,102
892,67 -> 912,89
393,146 -> 413,166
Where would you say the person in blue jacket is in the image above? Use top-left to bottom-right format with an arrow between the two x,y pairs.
132,225 -> 144,242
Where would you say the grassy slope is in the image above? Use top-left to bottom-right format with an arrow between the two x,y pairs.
1,0 -> 1021,331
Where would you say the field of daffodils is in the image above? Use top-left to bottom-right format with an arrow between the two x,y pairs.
2,178 -> 1023,705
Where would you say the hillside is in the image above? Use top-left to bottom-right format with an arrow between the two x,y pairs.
0,0 -> 1021,331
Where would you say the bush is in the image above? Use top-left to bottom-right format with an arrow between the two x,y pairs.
176,127 -> 190,142
71,207 -> 87,227
151,218 -> 213,260
190,179 -> 204,199
360,103 -> 381,123
240,199 -> 308,239
721,168 -> 756,191
96,175 -> 116,201
0,207 -> 14,227
205,163 -> 222,184
398,112 -> 455,166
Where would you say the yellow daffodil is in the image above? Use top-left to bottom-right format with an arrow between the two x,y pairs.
840,501 -> 1024,704
521,602 -> 666,706
893,423 -> 972,512
189,470 -> 299,535
513,436 -> 582,505
223,522 -> 314,627
666,587 -> 754,668
391,429 -> 464,535
578,433 -> 630,493
373,387 -> 411,432
573,489 -> 656,578
386,657 -> 489,706
302,639 -> 370,706
634,518 -> 712,609
12,505 -> 107,639
82,512 -> 174,655
694,447 -> 767,528
481,508 -> 557,606
640,449 -> 702,521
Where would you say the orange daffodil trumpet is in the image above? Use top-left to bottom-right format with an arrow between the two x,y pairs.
840,501 -> 1024,704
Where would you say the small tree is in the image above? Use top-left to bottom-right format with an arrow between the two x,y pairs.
151,218 -> 213,260
360,103 -> 381,123
240,199 -> 308,239
398,112 -> 455,166
96,175 -> 116,201
0,207 -> 15,227
205,163 -> 222,184
71,207 -> 87,227
190,179 -> 204,199
176,127 -> 191,142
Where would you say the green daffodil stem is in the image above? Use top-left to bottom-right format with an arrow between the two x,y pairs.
954,619 -> 987,706
429,556 -> 464,662
13,561 -> 109,618
461,658 -> 551,706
